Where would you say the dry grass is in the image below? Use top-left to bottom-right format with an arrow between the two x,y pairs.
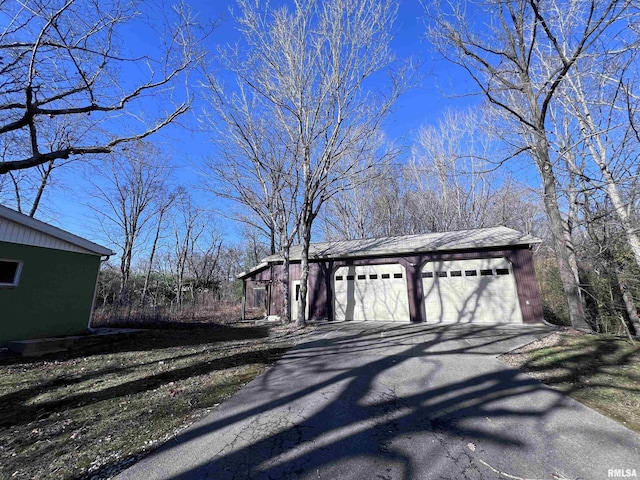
0,322 -> 313,479
91,303 -> 265,328
502,330 -> 640,432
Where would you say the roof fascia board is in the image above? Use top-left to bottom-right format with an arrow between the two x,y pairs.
237,261 -> 270,279
263,243 -> 537,265
0,205 -> 113,256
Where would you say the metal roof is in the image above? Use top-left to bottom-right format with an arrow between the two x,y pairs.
237,261 -> 270,280
239,226 -> 540,278
0,204 -> 114,256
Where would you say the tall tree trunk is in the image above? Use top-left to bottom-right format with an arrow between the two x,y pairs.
141,207 -> 166,306
282,244 -> 291,322
120,242 -> 132,294
536,140 -> 590,330
601,168 -> 640,270
565,176 -> 582,292
9,172 -> 22,213
612,267 -> 639,337
270,223 -> 276,256
297,215 -> 313,328
566,75 -> 640,273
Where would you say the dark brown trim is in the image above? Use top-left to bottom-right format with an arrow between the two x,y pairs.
241,245 -> 544,324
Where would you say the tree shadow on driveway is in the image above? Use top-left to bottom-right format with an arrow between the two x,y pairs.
115,323 -> 637,480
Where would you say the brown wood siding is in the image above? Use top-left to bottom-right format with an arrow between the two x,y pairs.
243,245 -> 544,324
507,248 -> 544,324
289,263 -> 302,280
308,263 -> 328,320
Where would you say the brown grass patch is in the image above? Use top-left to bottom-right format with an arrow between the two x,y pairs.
502,331 -> 640,432
91,303 -> 265,328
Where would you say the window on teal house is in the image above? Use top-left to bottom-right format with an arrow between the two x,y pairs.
0,260 -> 23,287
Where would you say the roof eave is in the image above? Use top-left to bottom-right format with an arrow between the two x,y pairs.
0,205 -> 114,256
237,261 -> 270,280
274,239 -> 540,263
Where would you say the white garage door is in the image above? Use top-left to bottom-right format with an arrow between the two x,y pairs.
334,264 -> 410,322
422,258 -> 523,324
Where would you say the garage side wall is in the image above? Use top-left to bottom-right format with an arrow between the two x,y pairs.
244,266 -> 281,316
308,262 -> 332,321
0,241 -> 101,346
506,248 -> 544,324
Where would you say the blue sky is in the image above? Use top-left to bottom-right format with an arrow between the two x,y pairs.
37,0 -> 487,248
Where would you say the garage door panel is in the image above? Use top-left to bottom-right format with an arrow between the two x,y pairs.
334,264 -> 409,322
423,258 -> 522,324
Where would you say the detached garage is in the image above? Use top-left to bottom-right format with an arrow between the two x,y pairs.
239,226 -> 544,325
0,205 -> 113,346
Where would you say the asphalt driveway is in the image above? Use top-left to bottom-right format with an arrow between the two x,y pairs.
116,322 -> 640,480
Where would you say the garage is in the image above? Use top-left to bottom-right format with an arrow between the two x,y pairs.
334,264 -> 410,322
422,258 -> 523,324
239,226 -> 544,325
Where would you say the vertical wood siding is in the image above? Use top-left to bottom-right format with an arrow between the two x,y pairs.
507,248 -> 544,324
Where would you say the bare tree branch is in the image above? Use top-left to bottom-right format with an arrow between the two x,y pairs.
0,0 -> 206,175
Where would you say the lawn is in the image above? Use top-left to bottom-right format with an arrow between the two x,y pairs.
502,330 -> 640,432
0,323 -> 313,480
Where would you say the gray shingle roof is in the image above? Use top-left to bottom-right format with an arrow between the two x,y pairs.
239,226 -> 540,278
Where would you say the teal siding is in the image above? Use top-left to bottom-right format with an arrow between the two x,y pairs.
0,241 -> 101,346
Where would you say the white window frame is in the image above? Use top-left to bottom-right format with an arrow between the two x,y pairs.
0,259 -> 23,288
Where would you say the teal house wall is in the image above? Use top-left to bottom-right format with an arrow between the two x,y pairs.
0,205 -> 112,347
0,241 -> 102,346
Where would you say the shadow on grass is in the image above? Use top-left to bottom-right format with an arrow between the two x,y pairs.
518,335 -> 640,392
0,325 -> 271,366
0,345 -> 289,429
510,333 -> 640,433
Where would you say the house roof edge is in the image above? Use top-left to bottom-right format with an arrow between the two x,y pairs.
0,204 -> 113,256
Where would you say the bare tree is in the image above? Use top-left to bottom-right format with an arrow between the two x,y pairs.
203,86 -> 302,320
426,0 -> 633,329
320,169 -> 396,240
187,236 -> 223,294
241,225 -> 271,269
413,111 -> 485,231
0,0 -> 204,175
170,192 -> 219,307
210,0 -> 409,326
88,142 -> 171,301
559,50 -> 640,271
141,190 -> 177,306
323,108 -> 546,241
0,113 -> 91,216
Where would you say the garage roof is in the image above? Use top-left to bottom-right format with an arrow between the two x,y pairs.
240,226 -> 540,278
0,204 -> 113,256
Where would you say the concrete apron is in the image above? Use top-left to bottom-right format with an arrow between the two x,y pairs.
116,323 -> 640,480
